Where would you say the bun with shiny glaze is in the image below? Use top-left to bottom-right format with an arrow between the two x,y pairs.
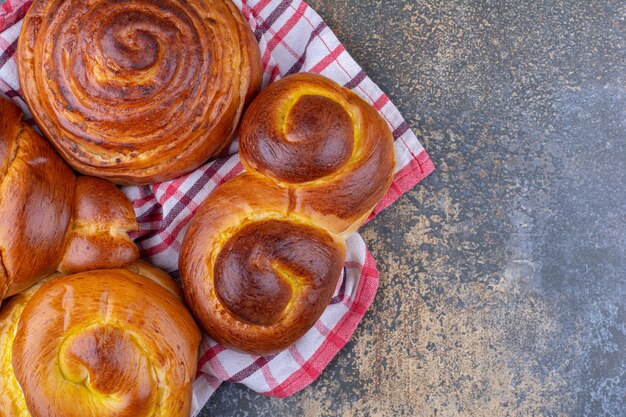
0,97 -> 139,304
0,263 -> 201,417
18,0 -> 262,185
180,73 -> 396,355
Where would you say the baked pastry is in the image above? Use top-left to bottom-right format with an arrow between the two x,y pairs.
0,273 -> 62,417
180,73 -> 396,355
18,0 -> 262,185
0,97 -> 139,303
0,263 -> 201,417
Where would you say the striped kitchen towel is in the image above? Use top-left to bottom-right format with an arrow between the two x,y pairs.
0,0 -> 434,414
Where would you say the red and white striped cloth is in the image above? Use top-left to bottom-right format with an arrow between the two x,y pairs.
0,0 -> 434,414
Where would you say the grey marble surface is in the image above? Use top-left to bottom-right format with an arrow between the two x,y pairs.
201,1 -> 625,416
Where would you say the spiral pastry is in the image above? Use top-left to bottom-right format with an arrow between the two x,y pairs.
0,97 -> 139,304
0,264 -> 201,417
180,73 -> 396,355
18,0 -> 262,185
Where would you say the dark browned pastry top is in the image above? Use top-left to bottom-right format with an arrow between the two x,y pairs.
18,0 -> 262,185
181,174 -> 347,354
240,73 -> 397,236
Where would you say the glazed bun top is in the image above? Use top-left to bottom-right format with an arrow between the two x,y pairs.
18,0 -> 262,185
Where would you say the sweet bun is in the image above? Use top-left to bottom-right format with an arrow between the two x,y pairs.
180,73 -> 396,355
181,173 -> 346,355
18,0 -> 262,185
239,73 -> 396,236
0,266 -> 201,417
0,97 -> 139,303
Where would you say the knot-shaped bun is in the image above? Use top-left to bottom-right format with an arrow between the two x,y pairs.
240,73 -> 396,235
0,97 -> 139,303
180,73 -> 396,355
18,0 -> 262,185
0,264 -> 201,417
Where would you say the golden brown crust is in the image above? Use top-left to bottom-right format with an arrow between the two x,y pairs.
0,97 -> 140,302
240,73 -> 396,236
126,260 -> 184,301
181,175 -> 346,354
0,274 -> 60,417
0,96 -> 22,176
180,74 -> 395,355
1,268 -> 200,417
0,105 -> 75,299
18,0 -> 262,185
58,177 -> 140,274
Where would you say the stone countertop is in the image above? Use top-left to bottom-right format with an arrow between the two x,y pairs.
201,1 -> 625,416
